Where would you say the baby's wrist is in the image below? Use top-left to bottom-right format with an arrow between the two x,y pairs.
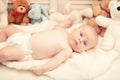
42,66 -> 48,73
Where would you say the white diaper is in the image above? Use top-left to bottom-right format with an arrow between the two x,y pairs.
6,32 -> 32,60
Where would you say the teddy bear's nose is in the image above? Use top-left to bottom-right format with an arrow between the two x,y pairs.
20,7 -> 23,10
117,6 -> 120,11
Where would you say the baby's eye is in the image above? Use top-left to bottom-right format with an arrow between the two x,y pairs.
83,41 -> 86,46
80,33 -> 83,37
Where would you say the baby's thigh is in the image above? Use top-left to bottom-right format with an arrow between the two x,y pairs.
0,45 -> 25,62
5,25 -> 24,37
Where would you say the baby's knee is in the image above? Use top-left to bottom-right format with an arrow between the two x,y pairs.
0,46 -> 24,61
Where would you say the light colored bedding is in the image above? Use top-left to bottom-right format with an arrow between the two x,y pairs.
0,21 -> 120,80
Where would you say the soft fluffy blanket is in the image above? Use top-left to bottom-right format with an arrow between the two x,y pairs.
1,21 -> 120,80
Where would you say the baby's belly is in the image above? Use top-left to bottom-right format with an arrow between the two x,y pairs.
30,35 -> 62,59
31,45 -> 61,59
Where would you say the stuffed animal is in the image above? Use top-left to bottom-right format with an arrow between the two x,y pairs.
0,0 -> 8,29
63,2 -> 72,14
88,0 -> 110,37
49,7 -> 93,24
28,3 -> 49,24
8,0 -> 30,26
95,0 -> 120,52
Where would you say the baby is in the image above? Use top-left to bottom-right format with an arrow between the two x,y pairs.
0,17 -> 98,76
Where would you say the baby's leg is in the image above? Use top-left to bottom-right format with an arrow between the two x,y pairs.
0,45 -> 24,62
0,29 -> 8,42
0,25 -> 24,42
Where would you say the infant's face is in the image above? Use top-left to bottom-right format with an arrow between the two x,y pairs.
68,25 -> 98,53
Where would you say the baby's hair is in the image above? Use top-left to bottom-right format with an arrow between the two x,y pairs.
80,24 -> 98,35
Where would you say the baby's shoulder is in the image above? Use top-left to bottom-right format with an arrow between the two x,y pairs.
55,29 -> 68,38
55,28 -> 68,34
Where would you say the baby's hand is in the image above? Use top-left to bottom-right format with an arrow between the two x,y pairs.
68,15 -> 76,24
30,66 -> 45,76
68,11 -> 81,24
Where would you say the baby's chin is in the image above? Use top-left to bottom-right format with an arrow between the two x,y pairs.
72,44 -> 85,53
73,48 -> 84,53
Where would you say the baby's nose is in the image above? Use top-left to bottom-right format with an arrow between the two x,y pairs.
79,37 -> 85,42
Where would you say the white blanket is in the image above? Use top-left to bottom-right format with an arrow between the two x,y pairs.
45,37 -> 120,80
1,21 -> 120,80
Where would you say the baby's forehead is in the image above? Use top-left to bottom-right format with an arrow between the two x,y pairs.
79,25 -> 97,40
77,25 -> 94,33
78,25 -> 92,29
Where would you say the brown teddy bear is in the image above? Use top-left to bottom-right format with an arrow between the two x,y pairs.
88,0 -> 110,37
8,0 -> 30,26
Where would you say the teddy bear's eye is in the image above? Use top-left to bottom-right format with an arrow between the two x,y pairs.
23,6 -> 25,7
18,5 -> 22,6
117,6 -> 120,11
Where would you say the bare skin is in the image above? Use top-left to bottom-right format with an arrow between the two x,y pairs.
0,16 -> 98,76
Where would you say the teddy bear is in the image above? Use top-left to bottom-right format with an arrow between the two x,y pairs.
95,0 -> 120,52
0,0 -> 9,29
28,3 -> 49,24
8,0 -> 30,26
88,0 -> 110,37
63,1 -> 72,14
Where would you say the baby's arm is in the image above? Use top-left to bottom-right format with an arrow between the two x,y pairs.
53,19 -> 72,29
30,48 -> 72,76
53,15 -> 76,29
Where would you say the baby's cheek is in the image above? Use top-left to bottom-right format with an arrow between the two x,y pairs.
75,45 -> 84,53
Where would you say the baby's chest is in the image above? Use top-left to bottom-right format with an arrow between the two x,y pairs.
30,36 -> 67,58
30,30 -> 68,53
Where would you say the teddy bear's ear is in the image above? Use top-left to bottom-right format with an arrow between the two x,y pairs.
12,0 -> 20,3
108,0 -> 117,9
40,5 -> 49,18
25,0 -> 30,5
28,1 -> 30,5
12,0 -> 17,2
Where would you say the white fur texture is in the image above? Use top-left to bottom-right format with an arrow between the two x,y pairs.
0,0 -> 8,29
96,0 -> 120,52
